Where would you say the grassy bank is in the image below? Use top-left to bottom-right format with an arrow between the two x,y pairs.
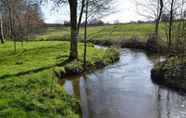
0,41 -> 119,117
151,56 -> 186,91
0,70 -> 80,118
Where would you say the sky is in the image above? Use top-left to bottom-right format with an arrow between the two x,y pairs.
41,0 -> 147,24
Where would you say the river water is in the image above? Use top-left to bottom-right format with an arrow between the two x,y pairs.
62,48 -> 186,118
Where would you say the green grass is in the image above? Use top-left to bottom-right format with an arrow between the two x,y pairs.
35,23 -> 165,42
0,41 -> 119,117
0,70 -> 80,118
0,41 -> 118,78
0,41 -> 69,78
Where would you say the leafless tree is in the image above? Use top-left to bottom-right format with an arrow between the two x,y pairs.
136,0 -> 164,40
155,0 -> 164,40
48,0 -> 114,60
0,15 -> 4,44
83,0 -> 89,70
168,0 -> 175,50
0,0 -> 44,47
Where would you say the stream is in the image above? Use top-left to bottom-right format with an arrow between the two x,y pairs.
62,48 -> 186,118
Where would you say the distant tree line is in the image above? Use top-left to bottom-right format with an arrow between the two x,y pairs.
63,19 -> 105,26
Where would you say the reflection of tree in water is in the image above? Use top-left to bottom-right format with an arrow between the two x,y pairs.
82,74 -> 93,118
155,86 -> 171,118
166,90 -> 170,118
156,86 -> 161,118
72,78 -> 80,98
155,85 -> 184,118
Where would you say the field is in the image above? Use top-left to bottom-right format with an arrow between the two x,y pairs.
0,41 -> 118,117
36,23 -> 165,42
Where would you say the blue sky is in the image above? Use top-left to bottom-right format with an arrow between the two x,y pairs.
41,0 -> 147,24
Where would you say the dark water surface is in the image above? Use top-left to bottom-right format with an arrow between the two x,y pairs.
62,49 -> 186,118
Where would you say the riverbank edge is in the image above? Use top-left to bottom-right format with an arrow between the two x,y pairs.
54,47 -> 120,79
89,38 -> 168,54
53,47 -> 120,117
34,36 -> 168,54
151,57 -> 186,92
90,38 -> 186,92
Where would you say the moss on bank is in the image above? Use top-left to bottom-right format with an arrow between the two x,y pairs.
54,48 -> 120,78
151,56 -> 186,91
0,41 -> 119,117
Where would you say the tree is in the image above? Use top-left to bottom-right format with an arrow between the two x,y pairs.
162,0 -> 186,52
83,0 -> 89,70
68,0 -> 79,59
136,0 -> 164,40
49,0 -> 114,60
0,0 -> 44,46
155,0 -> 163,40
0,15 -> 4,44
168,0 -> 175,50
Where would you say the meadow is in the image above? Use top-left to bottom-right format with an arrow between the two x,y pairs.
36,23 -> 166,43
0,41 -> 119,117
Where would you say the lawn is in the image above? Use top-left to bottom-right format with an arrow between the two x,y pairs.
0,41 -> 119,117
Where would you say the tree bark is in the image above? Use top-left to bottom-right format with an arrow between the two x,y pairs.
155,0 -> 163,40
168,0 -> 174,50
83,0 -> 89,70
78,0 -> 85,31
68,0 -> 78,60
0,16 -> 5,44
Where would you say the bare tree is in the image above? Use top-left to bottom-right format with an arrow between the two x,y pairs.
168,0 -> 175,50
0,15 -> 4,44
0,0 -> 44,47
136,0 -> 164,40
83,0 -> 89,70
155,0 -> 164,40
49,0 -> 114,60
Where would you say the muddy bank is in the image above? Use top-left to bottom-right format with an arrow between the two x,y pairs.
151,56 -> 186,91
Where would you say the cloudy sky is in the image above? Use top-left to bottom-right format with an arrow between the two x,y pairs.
41,0 -> 147,24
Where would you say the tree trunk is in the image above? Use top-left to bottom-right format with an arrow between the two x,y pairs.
78,0 -> 85,30
0,16 -> 5,44
155,0 -> 163,40
69,0 -> 78,60
168,0 -> 174,51
83,0 -> 89,70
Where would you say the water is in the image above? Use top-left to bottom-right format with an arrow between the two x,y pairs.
62,48 -> 186,118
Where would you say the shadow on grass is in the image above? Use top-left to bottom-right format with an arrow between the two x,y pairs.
0,59 -> 72,80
